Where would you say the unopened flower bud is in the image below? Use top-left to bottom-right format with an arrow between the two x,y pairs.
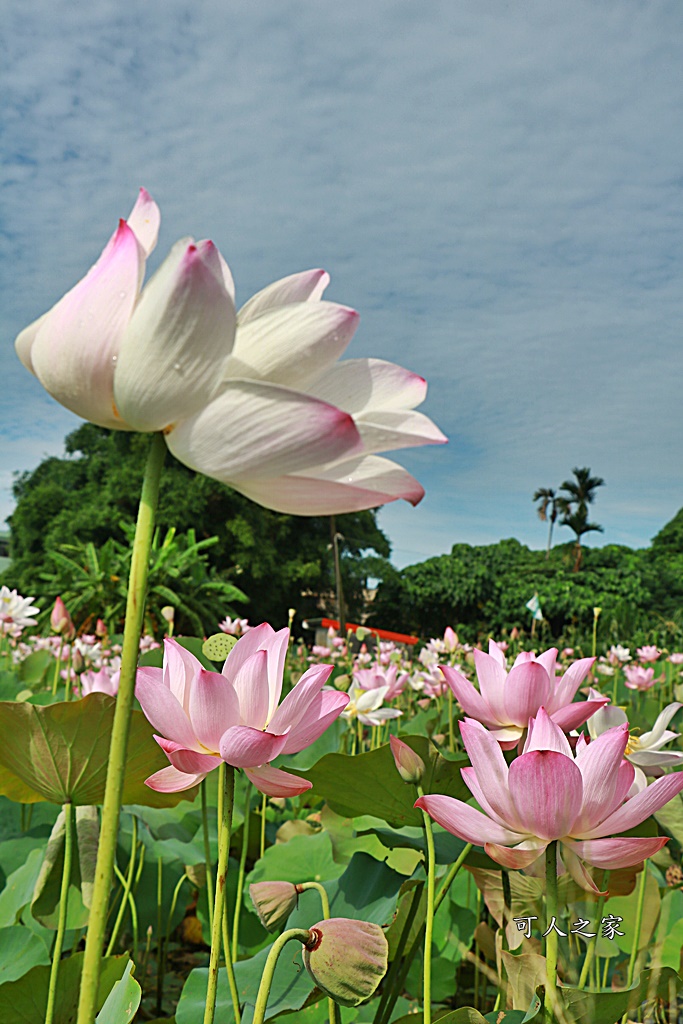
50,596 -> 74,638
302,918 -> 388,1006
72,648 -> 85,674
249,881 -> 299,931
161,606 -> 175,623
95,618 -> 107,638
389,735 -> 425,784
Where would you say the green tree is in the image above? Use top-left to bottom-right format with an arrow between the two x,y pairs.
557,466 -> 604,570
532,487 -> 559,558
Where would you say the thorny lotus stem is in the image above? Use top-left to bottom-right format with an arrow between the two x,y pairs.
204,762 -> 236,1024
577,870 -> 610,989
232,782 -> 252,957
252,928 -> 313,1024
221,898 -> 242,1024
417,784 -> 436,1024
626,861 -> 648,989
77,432 -> 165,1024
544,841 -> 559,1023
260,792 -> 267,858
373,881 -> 425,1024
201,780 -> 215,935
106,815 -> 138,956
51,636 -> 64,696
296,881 -> 337,1024
45,801 -> 74,1024
113,863 -> 139,963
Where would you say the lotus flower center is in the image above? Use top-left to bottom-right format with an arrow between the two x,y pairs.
625,735 -> 641,754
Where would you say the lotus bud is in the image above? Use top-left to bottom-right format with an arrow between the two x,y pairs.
389,735 -> 425,784
302,918 -> 388,1006
95,618 -> 107,638
161,606 -> 175,623
249,881 -> 299,931
50,596 -> 74,639
72,648 -> 85,675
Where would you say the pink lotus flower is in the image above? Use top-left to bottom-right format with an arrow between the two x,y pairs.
442,641 -> 605,747
624,665 -> 663,691
50,596 -> 75,638
17,189 -> 446,516
218,616 -> 251,637
416,708 -> 683,892
669,653 -> 683,666
81,668 -> 120,697
135,623 -> 349,797
353,664 -> 408,700
636,645 -> 660,663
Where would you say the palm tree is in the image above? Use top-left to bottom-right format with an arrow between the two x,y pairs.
557,467 -> 605,571
532,487 -> 559,558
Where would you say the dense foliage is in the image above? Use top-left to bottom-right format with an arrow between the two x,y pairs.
4,425 -> 391,633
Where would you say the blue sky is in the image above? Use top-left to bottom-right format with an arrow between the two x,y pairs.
3,0 -> 683,567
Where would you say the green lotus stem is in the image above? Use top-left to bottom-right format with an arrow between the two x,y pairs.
296,881 -> 337,1024
578,870 -> 610,989
51,636 -> 64,697
626,861 -> 648,988
64,648 -> 73,701
447,689 -> 455,752
252,928 -> 313,1024
232,782 -> 252,956
201,780 -> 215,935
204,762 -> 236,1024
113,863 -> 139,963
77,432 -> 165,1024
373,881 -> 424,1024
156,856 -> 164,1015
105,815 -> 137,956
544,841 -> 559,1022
260,792 -> 267,858
45,801 -> 74,1024
159,872 -> 188,993
416,784 -> 436,1024
221,895 -> 242,1024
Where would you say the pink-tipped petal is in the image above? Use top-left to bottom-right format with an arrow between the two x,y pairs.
473,650 -> 508,725
550,657 -> 596,710
126,188 -> 160,257
135,673 -> 198,750
188,669 -> 241,751
244,764 -> 313,797
354,410 -> 447,455
238,269 -> 330,323
227,454 -> 426,515
115,238 -> 236,431
441,666 -> 500,728
267,663 -> 334,735
550,697 -> 610,733
222,622 -> 276,678
535,648 -> 559,679
571,724 -> 629,833
166,380 -> 362,483
279,690 -> 350,755
219,726 -> 288,768
163,638 -> 203,713
226,302 -> 359,390
309,357 -> 428,415
508,750 -> 583,840
155,737 -> 222,775
579,771 -> 683,839
23,220 -> 144,430
484,840 -> 548,870
564,836 -> 670,870
503,662 -> 552,728
230,650 -> 272,730
459,719 -> 523,829
145,765 -> 206,792
523,707 -> 573,757
415,794 -> 525,846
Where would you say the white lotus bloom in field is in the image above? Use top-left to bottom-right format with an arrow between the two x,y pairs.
16,190 -> 446,516
587,694 -> 683,791
0,586 -> 40,638
341,682 -> 402,726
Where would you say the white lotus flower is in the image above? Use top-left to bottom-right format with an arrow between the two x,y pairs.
587,694 -> 683,792
0,586 -> 40,638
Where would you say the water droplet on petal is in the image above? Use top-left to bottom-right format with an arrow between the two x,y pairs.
119,291 -> 126,299
111,355 -> 118,363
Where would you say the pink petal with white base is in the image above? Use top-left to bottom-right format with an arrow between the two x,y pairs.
166,380 -> 361,483
229,454 -> 425,516
571,724 -> 629,833
459,719 -> 523,829
267,664 -> 334,734
550,658 -> 596,710
441,667 -> 500,728
508,751 -> 583,840
580,771 -> 683,839
244,764 -> 313,797
484,841 -> 548,871
155,737 -> 222,775
188,669 -> 240,751
279,690 -> 350,754
222,623 -> 277,679
309,357 -> 428,415
355,410 -> 447,454
135,673 -> 197,750
145,765 -> 206,793
126,188 -> 161,257
415,794 -> 524,846
488,640 -> 507,668
219,726 -> 288,768
473,650 -> 508,724
563,836 -> 670,870
163,639 -> 203,713
230,651 -> 271,729
535,648 -> 558,679
225,302 -> 359,390
238,269 -> 330,323
503,662 -> 551,728
523,707 -> 573,758
21,220 -> 144,430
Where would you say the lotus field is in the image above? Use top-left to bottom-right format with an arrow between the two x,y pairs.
5,190 -> 683,1024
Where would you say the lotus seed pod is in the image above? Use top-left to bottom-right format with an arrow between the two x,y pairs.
249,881 -> 299,931
389,735 -> 425,784
302,918 -> 388,1006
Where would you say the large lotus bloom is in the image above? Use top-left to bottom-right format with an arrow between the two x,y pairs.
587,697 -> 683,789
135,623 -> 349,797
0,586 -> 40,638
416,708 -> 683,892
17,190 -> 446,515
442,640 -> 605,748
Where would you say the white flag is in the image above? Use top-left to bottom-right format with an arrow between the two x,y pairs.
526,594 -> 543,621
